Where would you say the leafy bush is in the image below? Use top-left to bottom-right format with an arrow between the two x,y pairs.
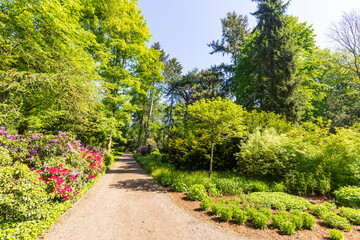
246,192 -> 310,211
172,180 -> 188,192
232,206 -> 247,224
235,128 -> 311,181
302,212 -> 316,229
211,200 -> 225,216
281,221 -> 296,235
208,187 -> 222,197
322,212 -> 352,230
0,163 -> 48,220
248,209 -> 269,229
136,145 -> 157,156
338,207 -> 360,225
327,229 -> 345,240
200,197 -> 213,211
289,212 -> 303,230
334,186 -> 360,209
272,211 -> 289,229
186,184 -> 207,201
219,207 -> 233,222
310,202 -> 337,217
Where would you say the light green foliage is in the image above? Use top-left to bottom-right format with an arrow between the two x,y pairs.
236,128 -> 313,181
280,221 -> 296,235
310,202 -> 337,218
208,187 -> 222,197
248,209 -> 269,229
187,97 -> 246,178
200,197 -> 214,211
0,163 -> 48,221
272,211 -> 289,229
302,212 -> 316,229
334,186 -> 360,209
322,212 -> 352,230
212,200 -> 225,216
338,207 -> 360,225
219,207 -> 233,222
212,178 -> 243,195
233,206 -> 247,224
172,180 -> 189,192
327,229 -> 345,240
246,192 -> 310,211
0,147 -> 12,166
289,212 -> 303,230
186,184 -> 207,201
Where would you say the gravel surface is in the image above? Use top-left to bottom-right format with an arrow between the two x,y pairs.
43,153 -> 245,240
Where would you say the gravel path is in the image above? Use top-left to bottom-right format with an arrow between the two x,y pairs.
43,153 -> 245,240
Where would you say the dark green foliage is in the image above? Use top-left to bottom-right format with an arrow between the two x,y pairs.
334,186 -> 360,209
186,184 -> 207,201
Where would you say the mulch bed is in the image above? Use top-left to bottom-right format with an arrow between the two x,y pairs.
168,190 -> 360,240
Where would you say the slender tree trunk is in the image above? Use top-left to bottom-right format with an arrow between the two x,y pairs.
144,79 -> 155,146
209,141 -> 214,179
107,133 -> 112,153
167,92 -> 174,141
184,101 -> 189,131
137,112 -> 144,148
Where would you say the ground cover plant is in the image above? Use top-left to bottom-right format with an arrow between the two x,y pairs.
0,127 -> 108,239
135,153 -> 360,239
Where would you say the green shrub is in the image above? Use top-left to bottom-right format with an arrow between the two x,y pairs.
0,147 -> 12,166
172,180 -> 188,192
322,212 -> 352,230
247,192 -> 310,211
280,221 -> 296,235
219,207 -> 233,222
302,212 -> 316,229
235,128 -> 310,181
200,197 -> 214,211
208,187 -> 222,197
244,181 -> 269,193
310,202 -> 336,218
272,211 -> 289,229
271,182 -> 285,192
338,206 -> 360,225
290,214 -> 303,230
327,229 -> 345,240
249,209 -> 269,229
233,206 -> 247,224
0,163 -> 49,220
334,186 -> 360,209
187,184 -> 207,201
211,199 -> 225,215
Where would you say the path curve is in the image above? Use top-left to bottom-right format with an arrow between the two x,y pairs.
43,153 -> 246,240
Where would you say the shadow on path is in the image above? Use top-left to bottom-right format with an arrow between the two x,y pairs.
109,179 -> 165,192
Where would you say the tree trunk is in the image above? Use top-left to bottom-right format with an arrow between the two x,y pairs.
107,132 -> 112,153
137,112 -> 144,148
209,141 -> 214,178
167,92 -> 174,141
144,79 -> 155,146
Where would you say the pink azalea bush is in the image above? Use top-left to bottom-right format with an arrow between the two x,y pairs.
0,127 -> 105,202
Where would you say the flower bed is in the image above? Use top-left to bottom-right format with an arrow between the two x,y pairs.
0,127 -> 106,239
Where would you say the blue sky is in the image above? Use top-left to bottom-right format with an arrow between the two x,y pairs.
138,0 -> 360,73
